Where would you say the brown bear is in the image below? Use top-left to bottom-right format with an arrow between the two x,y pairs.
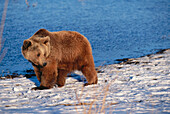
22,29 -> 98,90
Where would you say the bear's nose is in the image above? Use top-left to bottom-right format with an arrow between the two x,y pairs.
43,62 -> 47,67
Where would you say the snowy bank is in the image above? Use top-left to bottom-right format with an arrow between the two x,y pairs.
0,49 -> 169,113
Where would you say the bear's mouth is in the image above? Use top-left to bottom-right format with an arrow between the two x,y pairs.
28,60 -> 42,68
28,60 -> 47,68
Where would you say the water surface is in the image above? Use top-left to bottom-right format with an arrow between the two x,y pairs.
0,0 -> 169,75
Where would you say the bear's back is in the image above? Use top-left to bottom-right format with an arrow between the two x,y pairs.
51,31 -> 92,62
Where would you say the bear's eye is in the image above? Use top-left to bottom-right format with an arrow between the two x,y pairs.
37,53 -> 40,57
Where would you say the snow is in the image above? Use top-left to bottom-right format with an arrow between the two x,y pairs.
0,49 -> 170,113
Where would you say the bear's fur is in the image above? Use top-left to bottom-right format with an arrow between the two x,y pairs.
22,29 -> 98,90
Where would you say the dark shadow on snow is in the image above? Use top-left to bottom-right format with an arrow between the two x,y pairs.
24,69 -> 87,87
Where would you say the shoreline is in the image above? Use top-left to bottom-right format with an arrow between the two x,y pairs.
1,48 -> 169,79
109,48 -> 169,65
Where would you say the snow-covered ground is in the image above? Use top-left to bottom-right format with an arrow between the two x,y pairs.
0,49 -> 169,114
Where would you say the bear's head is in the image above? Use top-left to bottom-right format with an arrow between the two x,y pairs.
22,29 -> 51,68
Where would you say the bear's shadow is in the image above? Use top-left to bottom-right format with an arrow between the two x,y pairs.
27,73 -> 87,87
67,73 -> 87,84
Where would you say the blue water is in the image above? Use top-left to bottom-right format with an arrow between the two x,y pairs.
0,0 -> 169,75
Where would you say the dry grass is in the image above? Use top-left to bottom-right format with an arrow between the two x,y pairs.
0,0 -> 8,63
25,0 -> 29,7
25,0 -> 37,8
73,73 -> 118,114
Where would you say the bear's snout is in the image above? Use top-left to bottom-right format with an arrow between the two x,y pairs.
28,60 -> 46,68
43,62 -> 47,67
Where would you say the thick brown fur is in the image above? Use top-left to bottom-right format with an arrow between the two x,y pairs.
22,29 -> 98,90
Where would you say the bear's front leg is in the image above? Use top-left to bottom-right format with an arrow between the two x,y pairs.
33,66 -> 41,82
31,62 -> 58,90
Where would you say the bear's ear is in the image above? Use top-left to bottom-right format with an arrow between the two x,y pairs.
35,29 -> 49,37
22,40 -> 32,50
40,36 -> 50,45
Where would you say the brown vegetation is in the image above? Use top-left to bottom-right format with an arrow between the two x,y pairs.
0,0 -> 8,63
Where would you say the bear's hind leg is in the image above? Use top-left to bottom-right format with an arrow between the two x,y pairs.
81,65 -> 98,86
57,69 -> 69,87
